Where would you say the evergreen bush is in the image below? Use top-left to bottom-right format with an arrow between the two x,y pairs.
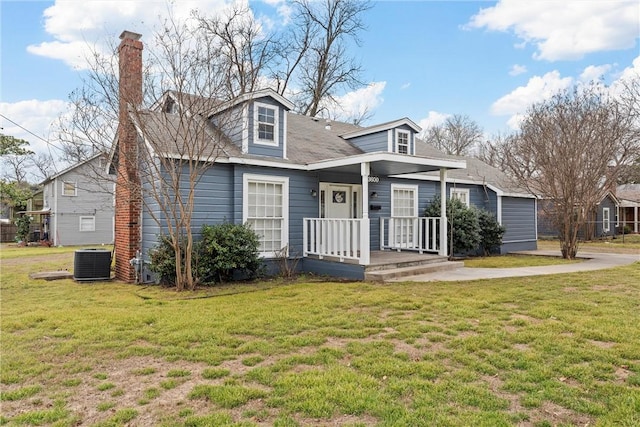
424,196 -> 480,256
149,223 -> 263,286
196,223 -> 262,283
15,215 -> 31,242
475,208 -> 506,255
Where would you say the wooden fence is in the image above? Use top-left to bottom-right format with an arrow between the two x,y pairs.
0,224 -> 17,243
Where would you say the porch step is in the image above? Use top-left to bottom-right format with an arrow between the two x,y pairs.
365,260 -> 464,282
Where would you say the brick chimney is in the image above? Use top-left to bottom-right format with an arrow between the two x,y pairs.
114,30 -> 143,282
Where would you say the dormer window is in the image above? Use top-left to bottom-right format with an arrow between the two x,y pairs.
396,130 -> 410,154
255,103 -> 278,145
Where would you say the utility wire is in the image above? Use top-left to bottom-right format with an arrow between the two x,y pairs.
0,113 -> 65,154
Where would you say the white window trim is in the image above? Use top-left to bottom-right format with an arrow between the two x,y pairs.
62,181 -> 77,196
254,102 -> 279,147
79,216 -> 96,232
450,188 -> 470,207
395,129 -> 411,155
391,184 -> 419,217
243,173 -> 289,258
603,207 -> 610,232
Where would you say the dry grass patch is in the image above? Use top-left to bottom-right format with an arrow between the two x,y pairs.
2,247 -> 640,426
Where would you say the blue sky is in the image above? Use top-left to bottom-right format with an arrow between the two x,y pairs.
1,0 -> 639,172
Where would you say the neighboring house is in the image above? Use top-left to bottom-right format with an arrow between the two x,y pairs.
537,192 -> 619,240
41,153 -> 114,246
616,183 -> 640,233
113,31 -> 538,282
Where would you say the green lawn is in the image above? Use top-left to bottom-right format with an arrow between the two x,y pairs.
1,247 -> 639,426
537,234 -> 640,254
464,254 -> 583,268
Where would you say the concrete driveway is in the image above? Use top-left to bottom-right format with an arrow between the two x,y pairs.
389,250 -> 640,282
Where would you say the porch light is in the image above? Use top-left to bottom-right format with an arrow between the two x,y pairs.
370,191 -> 378,198
310,189 -> 318,197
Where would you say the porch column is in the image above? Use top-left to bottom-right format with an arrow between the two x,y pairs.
635,206 -> 638,233
439,168 -> 448,257
360,162 -> 371,265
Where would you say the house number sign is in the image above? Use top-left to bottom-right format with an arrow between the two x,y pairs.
368,176 -> 379,183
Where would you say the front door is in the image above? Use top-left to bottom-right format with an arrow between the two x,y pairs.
320,183 -> 361,219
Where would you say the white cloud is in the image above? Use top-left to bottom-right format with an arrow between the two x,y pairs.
400,82 -> 411,90
28,0 -> 235,69
509,64 -> 527,76
328,81 -> 386,121
579,64 -> 613,83
467,0 -> 639,61
609,56 -> 640,98
0,99 -> 70,156
417,111 -> 449,131
491,71 -> 573,117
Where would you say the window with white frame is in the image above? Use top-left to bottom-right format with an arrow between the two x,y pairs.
62,181 -> 77,196
450,188 -> 470,207
255,103 -> 278,145
603,207 -> 610,233
396,130 -> 410,154
79,216 -> 95,232
391,184 -> 418,247
244,174 -> 288,257
392,185 -> 418,217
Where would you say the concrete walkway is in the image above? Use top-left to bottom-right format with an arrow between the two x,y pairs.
389,250 -> 639,282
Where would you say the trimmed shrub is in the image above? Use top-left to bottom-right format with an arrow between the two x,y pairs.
148,235 -> 186,286
196,223 -> 262,283
475,208 -> 506,255
149,223 -> 263,286
424,196 -> 480,256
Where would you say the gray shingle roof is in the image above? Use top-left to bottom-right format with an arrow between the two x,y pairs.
617,184 -> 640,202
286,114 -> 363,164
133,96 -> 525,195
133,110 -> 239,160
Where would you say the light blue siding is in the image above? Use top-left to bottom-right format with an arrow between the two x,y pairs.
501,196 -> 537,253
211,104 -> 244,149
247,98 -> 285,158
141,163 -> 235,259
46,157 -> 114,246
302,258 -> 365,280
232,165 -> 318,255
595,195 -> 617,237
348,131 -> 388,153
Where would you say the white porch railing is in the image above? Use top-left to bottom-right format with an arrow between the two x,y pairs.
380,217 -> 440,253
303,218 -> 363,262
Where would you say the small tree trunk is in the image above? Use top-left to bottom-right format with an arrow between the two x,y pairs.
174,242 -> 184,291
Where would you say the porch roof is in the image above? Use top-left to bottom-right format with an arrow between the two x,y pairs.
307,151 -> 466,175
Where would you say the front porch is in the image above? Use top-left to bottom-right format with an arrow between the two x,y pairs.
301,249 -> 461,282
303,217 -> 443,265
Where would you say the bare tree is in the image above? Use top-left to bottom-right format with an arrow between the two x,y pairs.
503,83 -> 640,259
477,132 -> 515,170
63,16 -> 242,289
2,152 -> 31,184
290,0 -> 372,117
194,4 -> 279,98
29,152 -> 56,182
422,114 -> 483,156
